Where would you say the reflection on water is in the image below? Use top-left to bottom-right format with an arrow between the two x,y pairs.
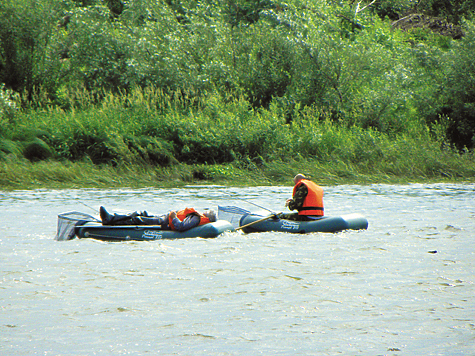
1,184 -> 474,355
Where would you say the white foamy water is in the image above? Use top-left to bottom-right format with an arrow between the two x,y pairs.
1,183 -> 474,355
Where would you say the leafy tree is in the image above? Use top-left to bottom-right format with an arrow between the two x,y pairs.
371,0 -> 475,23
222,0 -> 275,27
419,0 -> 475,24
429,20 -> 475,150
0,0 -> 66,100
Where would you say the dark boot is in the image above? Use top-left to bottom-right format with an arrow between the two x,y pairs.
109,215 -> 164,226
100,206 -> 138,225
100,206 -> 163,226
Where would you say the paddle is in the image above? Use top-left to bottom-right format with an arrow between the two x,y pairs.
235,213 -> 279,231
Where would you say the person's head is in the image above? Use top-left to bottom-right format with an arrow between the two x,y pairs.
203,209 -> 217,222
293,173 -> 306,184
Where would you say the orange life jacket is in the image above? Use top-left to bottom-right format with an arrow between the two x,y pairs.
168,208 -> 211,230
293,179 -> 324,216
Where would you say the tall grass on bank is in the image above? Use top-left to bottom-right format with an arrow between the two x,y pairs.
0,88 -> 474,189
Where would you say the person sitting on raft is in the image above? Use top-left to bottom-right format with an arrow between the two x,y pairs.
99,206 -> 217,232
279,173 -> 324,221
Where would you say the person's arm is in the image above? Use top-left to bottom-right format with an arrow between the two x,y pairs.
287,184 -> 308,211
171,214 -> 201,232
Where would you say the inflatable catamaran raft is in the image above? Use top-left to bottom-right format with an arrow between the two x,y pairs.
217,206 -> 368,234
55,212 -> 234,241
238,213 -> 369,234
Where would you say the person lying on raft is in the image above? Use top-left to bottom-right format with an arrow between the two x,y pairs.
99,206 -> 217,232
278,173 -> 325,221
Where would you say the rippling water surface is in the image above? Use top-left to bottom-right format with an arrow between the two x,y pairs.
1,184 -> 474,355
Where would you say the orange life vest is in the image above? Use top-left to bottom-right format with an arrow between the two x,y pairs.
168,208 -> 211,230
293,179 -> 324,216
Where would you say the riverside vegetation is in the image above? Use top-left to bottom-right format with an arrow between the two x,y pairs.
1,0 -> 474,189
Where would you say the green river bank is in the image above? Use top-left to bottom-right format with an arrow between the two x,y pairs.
2,155 -> 474,191
2,1 -> 475,190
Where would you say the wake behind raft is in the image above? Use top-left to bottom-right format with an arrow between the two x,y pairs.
238,213 -> 369,234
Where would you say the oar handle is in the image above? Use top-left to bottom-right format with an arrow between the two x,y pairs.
235,213 -> 279,231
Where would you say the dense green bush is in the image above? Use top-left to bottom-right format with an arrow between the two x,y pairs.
426,20 -> 475,150
0,84 -> 19,133
0,88 -> 472,183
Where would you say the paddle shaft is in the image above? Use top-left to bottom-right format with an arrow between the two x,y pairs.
236,214 -> 278,231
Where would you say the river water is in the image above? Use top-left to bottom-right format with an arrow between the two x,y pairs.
1,183 -> 474,355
